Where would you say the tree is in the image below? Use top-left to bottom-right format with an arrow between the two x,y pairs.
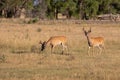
33,0 -> 47,19
79,0 -> 99,19
61,0 -> 78,19
45,0 -> 55,19
46,0 -> 78,19
54,0 -> 63,19
97,0 -> 112,14
0,0 -> 119,19
110,0 -> 120,14
0,0 -> 33,18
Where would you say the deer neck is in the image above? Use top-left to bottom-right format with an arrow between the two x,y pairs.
46,40 -> 51,46
86,35 -> 92,47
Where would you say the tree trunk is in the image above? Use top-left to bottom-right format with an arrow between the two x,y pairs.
55,8 -> 58,19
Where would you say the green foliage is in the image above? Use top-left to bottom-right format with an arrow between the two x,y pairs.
98,0 -> 112,14
82,0 -> 99,19
62,0 -> 78,18
26,0 -> 34,10
45,0 -> 55,19
110,0 -> 120,13
0,0 -> 34,18
0,0 -> 120,19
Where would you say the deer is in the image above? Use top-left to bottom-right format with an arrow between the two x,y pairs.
39,36 -> 68,54
83,27 -> 105,55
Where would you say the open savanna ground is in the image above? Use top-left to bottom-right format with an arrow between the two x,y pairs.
0,19 -> 120,80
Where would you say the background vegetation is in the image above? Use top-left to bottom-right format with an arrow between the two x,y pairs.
0,0 -> 120,19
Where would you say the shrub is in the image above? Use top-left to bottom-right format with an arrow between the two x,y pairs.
31,45 -> 40,53
37,28 -> 42,32
0,54 -> 6,63
28,18 -> 39,24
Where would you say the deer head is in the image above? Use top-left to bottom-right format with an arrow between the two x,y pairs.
39,41 -> 47,51
83,27 -> 91,36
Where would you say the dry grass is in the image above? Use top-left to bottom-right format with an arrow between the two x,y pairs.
0,19 -> 120,80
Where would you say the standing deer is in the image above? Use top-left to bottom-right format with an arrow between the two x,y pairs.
40,36 -> 68,54
83,27 -> 105,55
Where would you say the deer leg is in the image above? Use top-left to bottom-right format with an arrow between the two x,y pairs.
92,47 -> 95,56
62,44 -> 65,54
61,43 -> 68,54
64,44 -> 68,54
88,46 -> 91,56
98,46 -> 102,54
102,44 -> 106,53
65,45 -> 69,54
101,43 -> 105,53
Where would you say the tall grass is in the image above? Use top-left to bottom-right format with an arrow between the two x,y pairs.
0,19 -> 120,80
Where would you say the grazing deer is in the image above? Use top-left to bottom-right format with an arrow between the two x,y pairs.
40,36 -> 68,54
83,27 -> 105,55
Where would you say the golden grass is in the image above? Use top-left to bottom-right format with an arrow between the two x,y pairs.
0,19 -> 120,80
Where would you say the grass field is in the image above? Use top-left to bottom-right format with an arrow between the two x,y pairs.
0,19 -> 120,80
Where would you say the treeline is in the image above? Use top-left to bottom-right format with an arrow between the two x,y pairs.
0,0 -> 120,20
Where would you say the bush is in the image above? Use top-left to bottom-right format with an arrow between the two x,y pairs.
31,45 -> 40,53
0,54 -> 6,63
37,28 -> 42,32
28,18 -> 39,24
